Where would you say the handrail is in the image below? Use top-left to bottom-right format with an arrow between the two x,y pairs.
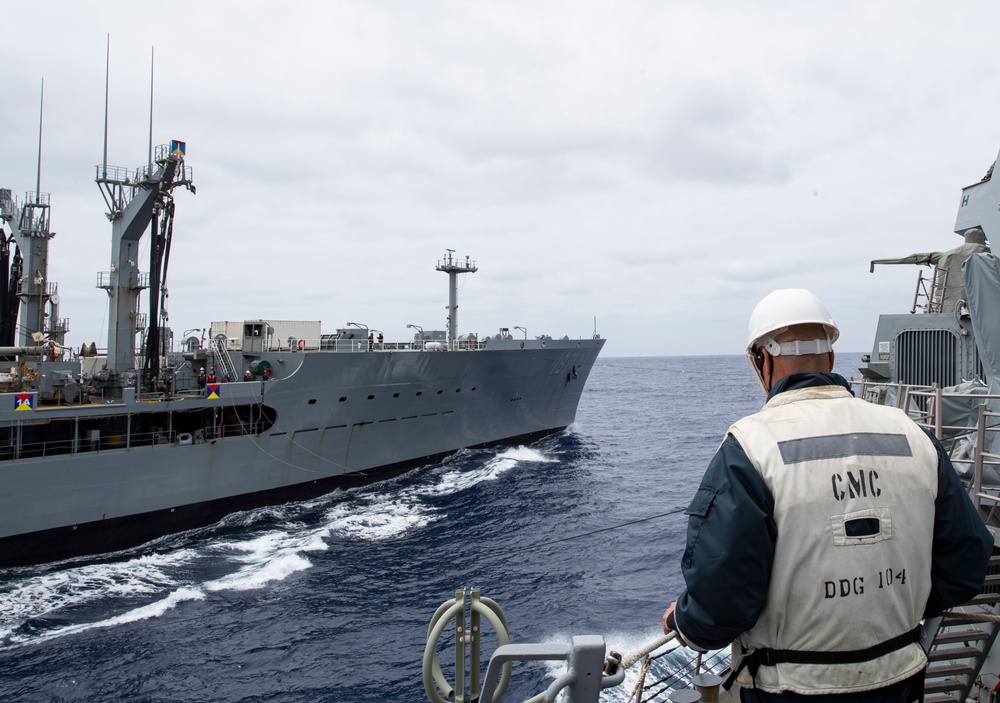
975,403 -> 987,509
311,338 -> 487,353
854,378 -> 1000,513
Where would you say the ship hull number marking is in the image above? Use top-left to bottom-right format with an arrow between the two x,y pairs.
823,568 -> 907,598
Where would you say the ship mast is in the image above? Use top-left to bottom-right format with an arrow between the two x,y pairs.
436,250 -> 477,348
95,145 -> 193,387
96,41 -> 194,390
5,79 -> 67,350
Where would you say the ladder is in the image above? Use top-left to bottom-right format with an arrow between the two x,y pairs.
923,550 -> 1000,703
210,337 -> 240,382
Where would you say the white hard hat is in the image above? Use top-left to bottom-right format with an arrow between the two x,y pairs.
746,289 -> 839,394
746,289 -> 839,353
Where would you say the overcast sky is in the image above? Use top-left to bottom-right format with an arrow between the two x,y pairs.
2,1 -> 999,358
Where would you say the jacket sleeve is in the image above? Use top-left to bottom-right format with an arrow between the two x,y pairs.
923,429 -> 994,618
674,435 -> 777,651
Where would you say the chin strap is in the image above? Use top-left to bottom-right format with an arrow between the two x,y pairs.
760,337 -> 832,357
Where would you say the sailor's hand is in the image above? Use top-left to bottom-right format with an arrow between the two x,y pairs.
662,602 -> 688,647
661,602 -> 675,635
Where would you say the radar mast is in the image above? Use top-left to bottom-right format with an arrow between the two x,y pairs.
436,250 -> 477,348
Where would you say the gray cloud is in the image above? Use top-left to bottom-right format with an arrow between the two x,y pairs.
3,1 -> 1000,358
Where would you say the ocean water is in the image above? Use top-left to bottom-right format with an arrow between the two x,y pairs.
0,353 -> 864,702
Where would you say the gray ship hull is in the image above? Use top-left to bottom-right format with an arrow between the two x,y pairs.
0,338 -> 604,566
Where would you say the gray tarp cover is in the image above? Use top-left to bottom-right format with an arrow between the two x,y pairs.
958,253 -> 1000,482
965,253 -> 1000,389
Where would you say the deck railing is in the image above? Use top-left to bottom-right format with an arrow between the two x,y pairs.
0,416 -> 271,461
0,427 -> 180,460
854,378 -> 1000,514
316,338 -> 487,353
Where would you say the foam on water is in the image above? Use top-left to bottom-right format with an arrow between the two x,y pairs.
423,445 -> 554,497
0,550 -> 197,645
0,443 -> 555,651
203,527 -> 329,592
324,496 -> 434,540
324,445 -> 555,539
0,524 -> 334,646
3,587 -> 207,649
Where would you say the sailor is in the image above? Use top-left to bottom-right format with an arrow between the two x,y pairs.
207,366 -> 216,384
197,367 -> 206,390
244,370 -> 252,382
662,289 -> 992,703
368,333 -> 374,351
263,368 -> 271,381
377,331 -> 384,349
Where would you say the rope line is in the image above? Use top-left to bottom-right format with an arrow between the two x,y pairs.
626,655 -> 654,703
621,634 -> 675,669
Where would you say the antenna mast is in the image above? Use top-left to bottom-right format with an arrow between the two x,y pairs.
102,34 -> 110,178
436,250 -> 478,348
10,79 -> 61,348
35,79 -> 43,201
148,46 -> 154,168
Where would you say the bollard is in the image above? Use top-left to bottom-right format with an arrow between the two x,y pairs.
670,689 -> 702,703
692,673 -> 724,703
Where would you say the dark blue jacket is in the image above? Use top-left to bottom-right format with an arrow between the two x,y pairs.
672,372 -> 994,651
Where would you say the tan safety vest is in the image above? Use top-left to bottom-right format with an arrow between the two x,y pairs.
728,384 -> 937,694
